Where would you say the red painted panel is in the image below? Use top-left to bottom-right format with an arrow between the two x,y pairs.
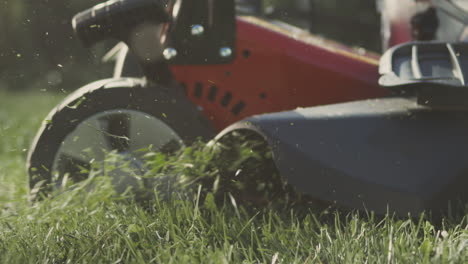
171,17 -> 388,131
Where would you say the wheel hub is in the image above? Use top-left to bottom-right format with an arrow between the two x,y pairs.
52,109 -> 183,191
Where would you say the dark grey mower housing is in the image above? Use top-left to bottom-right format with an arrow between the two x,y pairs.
216,97 -> 468,216
215,42 -> 468,216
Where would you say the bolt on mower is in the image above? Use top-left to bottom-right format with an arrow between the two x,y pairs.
27,0 -> 468,217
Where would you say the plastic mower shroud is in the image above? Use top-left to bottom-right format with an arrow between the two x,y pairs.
217,41 -> 468,216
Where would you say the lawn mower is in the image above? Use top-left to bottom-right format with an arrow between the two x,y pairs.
27,0 -> 468,216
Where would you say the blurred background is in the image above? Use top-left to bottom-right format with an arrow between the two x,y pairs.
0,0 -> 380,92
0,0 -> 111,92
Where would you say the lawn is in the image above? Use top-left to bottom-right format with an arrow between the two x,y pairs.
0,91 -> 467,263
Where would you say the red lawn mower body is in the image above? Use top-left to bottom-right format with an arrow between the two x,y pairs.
172,17 -> 388,130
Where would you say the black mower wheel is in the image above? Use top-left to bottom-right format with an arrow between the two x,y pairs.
27,78 -> 214,197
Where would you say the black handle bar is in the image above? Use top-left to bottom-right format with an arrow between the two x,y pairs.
72,0 -> 171,47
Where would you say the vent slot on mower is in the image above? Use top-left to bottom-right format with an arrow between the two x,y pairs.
379,42 -> 468,109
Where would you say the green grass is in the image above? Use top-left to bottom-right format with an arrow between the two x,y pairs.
0,91 -> 63,207
0,91 -> 467,263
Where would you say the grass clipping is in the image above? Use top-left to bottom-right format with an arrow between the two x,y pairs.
39,130 -> 305,210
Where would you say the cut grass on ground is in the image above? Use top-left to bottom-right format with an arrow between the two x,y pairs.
0,91 -> 467,263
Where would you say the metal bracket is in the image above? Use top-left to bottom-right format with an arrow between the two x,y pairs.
167,0 -> 236,64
